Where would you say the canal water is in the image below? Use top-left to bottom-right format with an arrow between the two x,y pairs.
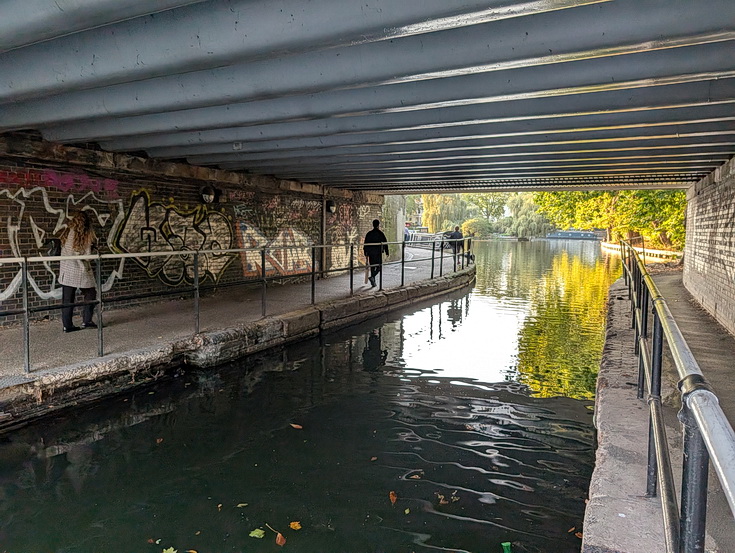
0,240 -> 620,553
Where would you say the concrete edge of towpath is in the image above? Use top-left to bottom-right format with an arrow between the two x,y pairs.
0,267 -> 475,433
582,278 -> 666,553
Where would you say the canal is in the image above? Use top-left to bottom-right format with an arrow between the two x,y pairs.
0,240 -> 620,552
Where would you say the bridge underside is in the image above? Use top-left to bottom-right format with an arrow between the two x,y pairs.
1,0 -> 734,193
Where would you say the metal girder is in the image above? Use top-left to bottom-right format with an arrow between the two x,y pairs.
1,0 -> 734,191
102,102 -> 735,152
0,0 -> 605,104
39,77 -> 735,143
0,1 -> 206,54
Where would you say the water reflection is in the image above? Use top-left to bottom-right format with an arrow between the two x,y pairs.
0,240 -> 619,553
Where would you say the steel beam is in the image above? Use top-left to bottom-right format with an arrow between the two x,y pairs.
0,0 -> 607,103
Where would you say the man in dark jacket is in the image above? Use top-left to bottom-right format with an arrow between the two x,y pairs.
363,219 -> 389,288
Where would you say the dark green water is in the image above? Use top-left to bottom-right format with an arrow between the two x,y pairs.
0,240 -> 619,553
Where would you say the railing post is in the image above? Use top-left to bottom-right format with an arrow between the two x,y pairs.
439,241 -> 444,277
349,243 -> 354,296
430,241 -> 436,279
311,246 -> 316,304
22,257 -> 30,373
96,253 -> 104,356
378,247 -> 383,291
401,241 -> 406,287
261,247 -> 267,317
193,252 -> 200,334
678,399 -> 709,553
646,307 -> 664,497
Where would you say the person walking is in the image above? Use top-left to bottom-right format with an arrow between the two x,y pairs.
58,211 -> 99,332
449,225 -> 464,266
363,219 -> 389,288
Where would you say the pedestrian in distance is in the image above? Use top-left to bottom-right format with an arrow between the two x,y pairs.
58,211 -> 99,332
449,225 -> 464,265
363,219 -> 389,288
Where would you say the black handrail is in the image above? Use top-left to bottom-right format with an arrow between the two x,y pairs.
620,240 -> 735,553
1,238 -> 473,373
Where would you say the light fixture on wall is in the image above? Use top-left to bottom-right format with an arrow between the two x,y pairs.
325,199 -> 337,213
200,185 -> 219,204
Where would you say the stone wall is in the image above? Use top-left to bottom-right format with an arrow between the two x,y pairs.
0,135 -> 383,324
684,156 -> 735,336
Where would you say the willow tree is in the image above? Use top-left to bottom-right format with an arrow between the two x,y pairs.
465,192 -> 508,221
421,194 -> 473,233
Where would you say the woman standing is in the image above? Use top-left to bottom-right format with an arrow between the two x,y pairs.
59,211 -> 98,332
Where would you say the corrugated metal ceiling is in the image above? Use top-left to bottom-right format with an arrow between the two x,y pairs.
1,0 -> 733,193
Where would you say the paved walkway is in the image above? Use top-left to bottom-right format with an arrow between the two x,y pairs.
0,246 -> 464,379
585,268 -> 735,553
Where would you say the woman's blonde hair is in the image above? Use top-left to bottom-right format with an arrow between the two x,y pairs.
61,211 -> 97,251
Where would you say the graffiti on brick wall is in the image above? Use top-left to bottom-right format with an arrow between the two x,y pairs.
0,186 -> 126,301
111,191 -> 236,286
232,196 -> 320,278
238,222 -> 314,277
0,168 -> 120,198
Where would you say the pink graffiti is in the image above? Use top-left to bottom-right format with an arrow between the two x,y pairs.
42,170 -> 119,198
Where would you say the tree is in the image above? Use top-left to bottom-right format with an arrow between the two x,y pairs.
502,193 -> 553,238
465,193 -> 508,221
420,194 -> 473,233
534,190 -> 686,249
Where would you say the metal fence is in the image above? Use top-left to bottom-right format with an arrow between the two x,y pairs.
621,240 -> 735,553
0,238 -> 471,373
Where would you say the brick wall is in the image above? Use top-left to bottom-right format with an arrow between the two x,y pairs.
683,156 -> 735,336
0,135 -> 383,325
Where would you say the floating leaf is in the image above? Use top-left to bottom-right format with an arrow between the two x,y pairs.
289,521 -> 302,530
186,550 -> 198,553
409,474 -> 421,479
567,527 -> 576,533
404,508 -> 410,514
147,539 -> 155,544
236,503 -> 248,508
275,532 -> 287,546
156,438 -> 164,444
194,531 -> 201,536
290,423 -> 303,429
217,503 -> 222,511
249,529 -> 266,539
162,548 -> 177,553
575,532 -> 583,539
389,491 -> 398,505
370,457 -> 378,461
155,539 -> 162,545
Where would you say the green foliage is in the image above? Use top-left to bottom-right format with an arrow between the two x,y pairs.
462,218 -> 493,237
534,190 -> 686,249
501,193 -> 553,238
420,194 -> 474,233
465,192 -> 508,221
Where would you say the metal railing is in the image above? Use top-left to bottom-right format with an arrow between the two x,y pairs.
0,238 -> 472,373
621,240 -> 735,553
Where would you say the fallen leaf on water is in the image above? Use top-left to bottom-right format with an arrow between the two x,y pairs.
409,474 -> 421,479
155,539 -> 162,545
186,550 -> 198,553
575,532 -> 583,539
290,423 -> 303,429
195,531 -> 201,535
236,503 -> 248,508
567,527 -> 576,533
162,548 -> 177,553
404,508 -> 410,514
389,491 -> 398,505
156,438 -> 164,444
249,528 -> 266,539
370,457 -> 378,461
289,521 -> 302,530
275,533 -> 287,546
147,539 -> 155,544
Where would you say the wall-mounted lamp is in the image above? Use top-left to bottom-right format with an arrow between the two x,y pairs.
200,185 -> 219,204
325,199 -> 337,214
